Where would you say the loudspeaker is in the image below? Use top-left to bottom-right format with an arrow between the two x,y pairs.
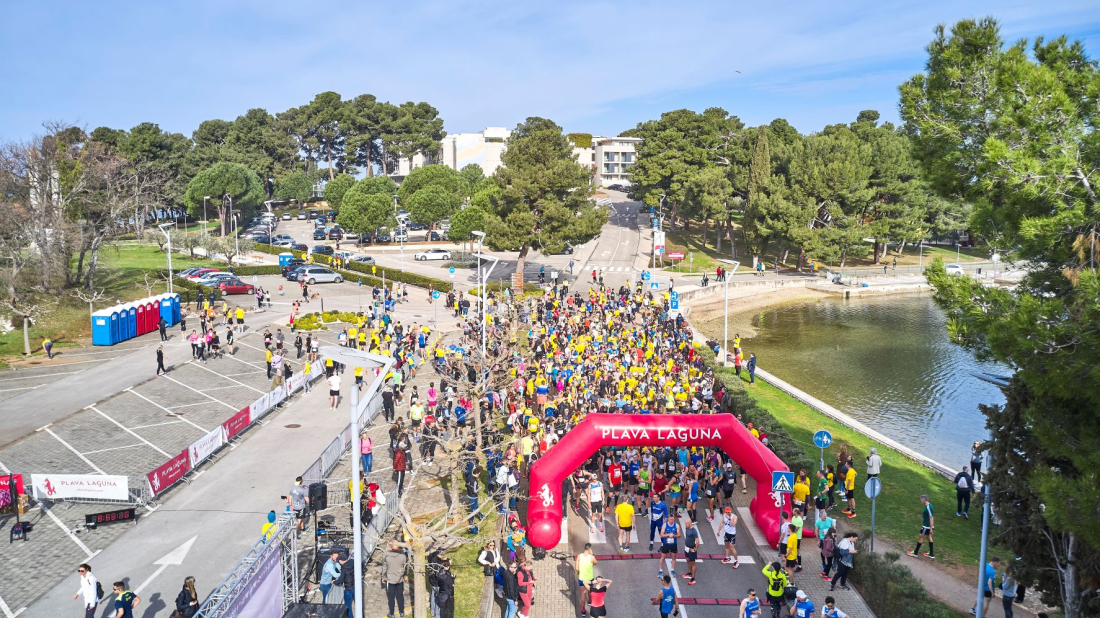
309,482 -> 328,511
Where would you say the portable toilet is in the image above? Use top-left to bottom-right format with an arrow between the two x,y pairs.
108,306 -> 122,344
159,294 -> 175,326
169,293 -> 181,323
136,303 -> 147,334
119,304 -> 134,340
91,310 -> 113,345
128,304 -> 138,339
144,299 -> 158,331
278,252 -> 294,268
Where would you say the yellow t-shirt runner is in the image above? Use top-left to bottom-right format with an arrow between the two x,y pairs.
615,501 -> 635,529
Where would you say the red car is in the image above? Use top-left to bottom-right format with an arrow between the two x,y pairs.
217,278 -> 255,295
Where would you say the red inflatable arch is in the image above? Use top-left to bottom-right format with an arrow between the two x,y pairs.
527,412 -> 789,549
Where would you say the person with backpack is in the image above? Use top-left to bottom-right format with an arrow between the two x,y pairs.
829,532 -> 859,591
761,561 -> 790,618
173,576 -> 199,618
73,563 -> 102,618
818,521 -> 837,581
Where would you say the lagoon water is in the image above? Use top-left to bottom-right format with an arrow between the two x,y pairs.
742,294 -> 1006,468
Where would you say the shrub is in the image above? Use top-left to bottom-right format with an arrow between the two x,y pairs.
848,542 -> 957,618
252,243 -> 453,292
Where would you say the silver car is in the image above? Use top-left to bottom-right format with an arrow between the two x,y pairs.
296,266 -> 343,285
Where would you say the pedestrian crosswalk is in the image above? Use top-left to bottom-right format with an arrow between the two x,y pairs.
583,506 -> 754,563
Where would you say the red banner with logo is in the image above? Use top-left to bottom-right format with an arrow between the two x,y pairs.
0,473 -> 24,508
223,407 -> 252,441
146,450 -> 191,496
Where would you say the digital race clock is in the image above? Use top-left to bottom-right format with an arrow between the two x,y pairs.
85,508 -> 136,528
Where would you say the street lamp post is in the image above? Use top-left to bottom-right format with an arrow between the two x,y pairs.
393,194 -> 404,271
231,210 -> 241,267
718,259 -> 741,367
158,223 -> 174,293
203,195 -> 211,230
316,346 -> 394,618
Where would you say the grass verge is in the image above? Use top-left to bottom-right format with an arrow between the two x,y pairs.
742,376 -> 990,567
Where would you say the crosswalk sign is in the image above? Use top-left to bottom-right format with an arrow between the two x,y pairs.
772,471 -> 794,493
649,282 -> 659,290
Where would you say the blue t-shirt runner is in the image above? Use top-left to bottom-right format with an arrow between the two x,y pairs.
658,583 -> 676,616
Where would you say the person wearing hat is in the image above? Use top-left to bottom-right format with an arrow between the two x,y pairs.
790,590 -> 814,617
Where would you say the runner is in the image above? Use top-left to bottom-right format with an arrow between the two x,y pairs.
614,497 -> 635,552
791,590 -> 815,618
657,513 -> 680,580
587,576 -> 611,618
682,517 -> 699,585
587,474 -> 605,533
718,506 -> 740,567
647,488 -> 669,551
575,544 -> 597,617
841,463 -> 857,518
907,495 -> 936,559
739,589 -> 761,618
821,596 -> 848,618
653,576 -> 678,618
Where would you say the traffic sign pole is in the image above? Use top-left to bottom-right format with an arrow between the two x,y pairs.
813,430 -> 833,471
864,477 -> 882,552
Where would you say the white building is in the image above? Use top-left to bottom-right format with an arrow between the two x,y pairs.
393,128 -> 640,188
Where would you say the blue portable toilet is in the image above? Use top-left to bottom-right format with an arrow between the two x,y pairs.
126,304 -> 138,339
169,292 -> 181,323
115,304 -> 130,341
278,252 -> 294,268
108,306 -> 122,344
91,310 -> 113,345
159,294 -> 175,326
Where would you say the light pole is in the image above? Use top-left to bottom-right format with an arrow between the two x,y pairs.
231,210 -> 241,267
471,231 -> 499,359
718,259 -> 740,367
317,346 -> 394,618
203,196 -> 211,230
393,194 -> 404,271
975,459 -> 993,618
158,223 -> 174,293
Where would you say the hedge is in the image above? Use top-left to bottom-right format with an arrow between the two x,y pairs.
251,243 -> 453,292
849,544 -> 957,618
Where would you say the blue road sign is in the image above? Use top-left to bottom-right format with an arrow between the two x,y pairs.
432,290 -> 440,299
357,278 -> 362,287
813,430 -> 833,449
448,267 -> 455,274
772,471 -> 795,493
670,300 -> 680,310
649,282 -> 659,290
670,291 -> 679,300
641,271 -> 651,281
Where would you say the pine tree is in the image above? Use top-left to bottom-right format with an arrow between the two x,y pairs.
743,127 -> 772,259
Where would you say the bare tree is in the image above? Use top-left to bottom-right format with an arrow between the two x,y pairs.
73,287 -> 115,318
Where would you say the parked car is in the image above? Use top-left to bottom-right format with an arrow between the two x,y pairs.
314,218 -> 327,228
280,258 -> 306,275
944,263 -> 965,276
177,267 -> 209,278
272,239 -> 297,248
284,265 -> 310,280
184,268 -> 221,281
253,236 -> 273,245
281,212 -> 292,221
297,266 -> 343,284
415,248 -> 452,261
216,278 -> 255,295
393,229 -> 409,242
407,222 -> 426,231
297,212 -> 307,220
313,228 -> 328,240
375,232 -> 392,243
427,231 -> 443,241
195,272 -> 238,286
289,243 -> 309,253
327,226 -> 344,240
352,255 -> 376,265
308,209 -> 320,219
311,245 -> 334,256
272,234 -> 294,243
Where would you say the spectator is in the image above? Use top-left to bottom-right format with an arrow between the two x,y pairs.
382,543 -> 408,618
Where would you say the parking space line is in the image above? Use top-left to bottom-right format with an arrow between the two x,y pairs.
43,428 -> 107,474
219,353 -> 265,370
0,371 -> 81,383
42,503 -> 95,558
0,589 -> 25,617
0,384 -> 44,393
160,374 -> 238,410
90,406 -> 171,457
166,402 -> 215,410
129,420 -> 186,430
125,389 -> 211,433
189,361 -> 266,393
223,371 -> 264,378
0,457 -> 9,473
81,443 -> 147,455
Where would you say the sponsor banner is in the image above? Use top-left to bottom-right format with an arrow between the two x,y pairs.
188,426 -> 225,468
223,407 -> 252,441
270,384 -> 286,406
250,393 -> 272,420
286,372 -> 305,394
146,450 -> 191,496
220,544 -> 283,618
31,473 -> 129,501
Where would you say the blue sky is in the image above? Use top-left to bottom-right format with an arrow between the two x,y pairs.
3,1 -> 1100,142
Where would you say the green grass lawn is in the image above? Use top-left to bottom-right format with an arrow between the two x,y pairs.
742,376 -> 994,567
0,244 -> 218,362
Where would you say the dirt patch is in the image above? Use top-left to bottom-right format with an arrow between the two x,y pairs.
688,286 -> 830,339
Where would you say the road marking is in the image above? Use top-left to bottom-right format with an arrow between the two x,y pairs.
91,406 -> 171,457
134,536 -> 198,594
218,353 -> 265,370
81,443 -> 148,455
129,420 -> 188,430
189,354 -> 266,391
45,428 -> 106,474
160,375 -> 238,410
669,565 -> 690,618
0,458 -> 8,473
42,503 -> 95,558
0,589 -> 25,618
126,389 -> 211,433
0,384 -> 44,393
0,371 -> 81,383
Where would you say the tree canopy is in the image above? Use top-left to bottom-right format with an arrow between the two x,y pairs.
902,18 -> 1100,618
184,162 -> 265,235
322,174 -> 355,211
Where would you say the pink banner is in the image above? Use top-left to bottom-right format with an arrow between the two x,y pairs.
146,450 -> 191,496
0,474 -> 24,508
223,407 -> 252,440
